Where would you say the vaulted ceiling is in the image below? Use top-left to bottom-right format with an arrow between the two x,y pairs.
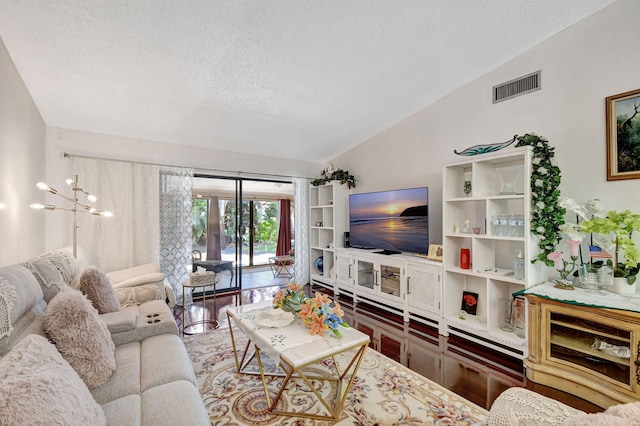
0,0 -> 616,162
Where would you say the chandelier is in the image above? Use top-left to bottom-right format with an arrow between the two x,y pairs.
30,175 -> 113,258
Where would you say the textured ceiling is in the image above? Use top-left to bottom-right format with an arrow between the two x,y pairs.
0,0 -> 615,162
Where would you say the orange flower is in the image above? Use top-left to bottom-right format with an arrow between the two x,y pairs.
332,301 -> 344,317
273,289 -> 285,303
310,312 -> 329,336
297,302 -> 315,326
287,282 -> 300,292
312,291 -> 330,308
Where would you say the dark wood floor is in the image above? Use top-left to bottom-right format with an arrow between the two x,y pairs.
174,283 -> 603,414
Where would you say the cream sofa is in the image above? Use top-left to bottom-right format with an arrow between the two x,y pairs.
0,250 -> 210,425
487,387 -> 640,425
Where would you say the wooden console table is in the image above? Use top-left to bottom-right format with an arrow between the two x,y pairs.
526,289 -> 640,408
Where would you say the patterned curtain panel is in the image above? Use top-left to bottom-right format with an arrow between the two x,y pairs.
159,167 -> 193,306
293,178 -> 310,285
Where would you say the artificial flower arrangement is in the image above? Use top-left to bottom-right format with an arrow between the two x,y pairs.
548,198 -> 640,290
580,209 -> 640,285
273,282 -> 307,313
273,282 -> 350,338
544,198 -> 605,288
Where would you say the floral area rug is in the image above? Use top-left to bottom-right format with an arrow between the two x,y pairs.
183,328 -> 488,425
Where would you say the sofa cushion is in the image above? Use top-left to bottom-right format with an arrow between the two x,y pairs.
91,342 -> 141,405
21,250 -> 76,302
140,334 -> 197,391
0,334 -> 106,425
80,267 -> 121,313
43,286 -> 116,389
101,394 -> 142,425
141,380 -> 211,426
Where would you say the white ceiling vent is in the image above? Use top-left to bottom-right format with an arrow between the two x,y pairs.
493,71 -> 541,103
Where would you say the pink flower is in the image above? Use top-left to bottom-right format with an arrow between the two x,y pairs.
566,239 -> 582,258
547,251 -> 565,271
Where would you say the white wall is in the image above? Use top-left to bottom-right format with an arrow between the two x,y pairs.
0,37 -> 46,266
332,0 -> 640,246
44,127 -> 321,250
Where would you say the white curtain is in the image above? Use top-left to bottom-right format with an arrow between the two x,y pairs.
159,167 -> 193,305
71,158 -> 160,272
293,177 -> 310,285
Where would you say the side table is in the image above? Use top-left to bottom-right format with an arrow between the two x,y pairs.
268,255 -> 295,279
182,278 -> 219,335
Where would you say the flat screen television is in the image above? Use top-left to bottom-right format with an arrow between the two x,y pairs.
349,187 -> 429,255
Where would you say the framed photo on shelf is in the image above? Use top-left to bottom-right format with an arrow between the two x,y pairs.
426,244 -> 443,262
606,88 -> 640,181
461,291 -> 478,316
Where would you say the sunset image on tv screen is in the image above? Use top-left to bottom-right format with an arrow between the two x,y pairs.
349,187 -> 428,253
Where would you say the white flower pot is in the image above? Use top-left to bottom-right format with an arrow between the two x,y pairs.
610,277 -> 637,295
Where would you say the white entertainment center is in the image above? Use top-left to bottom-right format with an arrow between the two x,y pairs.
309,182 -> 443,333
310,146 -> 540,361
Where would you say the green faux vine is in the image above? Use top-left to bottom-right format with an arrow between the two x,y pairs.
515,133 -> 565,266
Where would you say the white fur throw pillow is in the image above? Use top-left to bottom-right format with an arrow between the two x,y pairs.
0,334 -> 106,425
43,286 -> 116,389
80,267 -> 121,314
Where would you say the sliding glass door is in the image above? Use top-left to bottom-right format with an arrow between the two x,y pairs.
191,176 -> 293,290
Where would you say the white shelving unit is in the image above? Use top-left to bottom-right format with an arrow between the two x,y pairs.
309,183 -> 349,289
442,146 -> 546,359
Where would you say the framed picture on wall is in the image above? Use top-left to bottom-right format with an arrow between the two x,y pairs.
606,88 -> 640,180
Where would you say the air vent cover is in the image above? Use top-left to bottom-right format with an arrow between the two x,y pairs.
493,71 -> 541,103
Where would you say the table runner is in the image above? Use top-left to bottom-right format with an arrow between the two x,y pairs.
525,282 -> 640,313
228,303 -> 316,363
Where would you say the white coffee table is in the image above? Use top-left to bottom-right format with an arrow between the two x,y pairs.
226,301 -> 369,421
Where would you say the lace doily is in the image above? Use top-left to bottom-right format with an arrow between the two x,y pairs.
0,277 -> 17,339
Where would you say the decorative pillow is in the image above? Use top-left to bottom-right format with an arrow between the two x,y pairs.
43,286 -> 116,389
20,250 -> 76,302
80,267 -> 121,314
0,334 -> 106,425
114,284 -> 162,307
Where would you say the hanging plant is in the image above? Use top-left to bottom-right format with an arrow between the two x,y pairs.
515,133 -> 565,266
311,167 -> 357,189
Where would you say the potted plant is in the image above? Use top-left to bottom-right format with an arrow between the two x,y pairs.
310,166 -> 357,189
580,210 -> 640,293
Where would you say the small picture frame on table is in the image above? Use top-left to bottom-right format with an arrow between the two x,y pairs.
461,291 -> 478,316
427,244 -> 443,262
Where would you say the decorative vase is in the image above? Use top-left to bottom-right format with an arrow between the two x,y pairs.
463,180 -> 472,197
460,248 -> 470,269
610,277 -> 637,295
494,165 -> 523,195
